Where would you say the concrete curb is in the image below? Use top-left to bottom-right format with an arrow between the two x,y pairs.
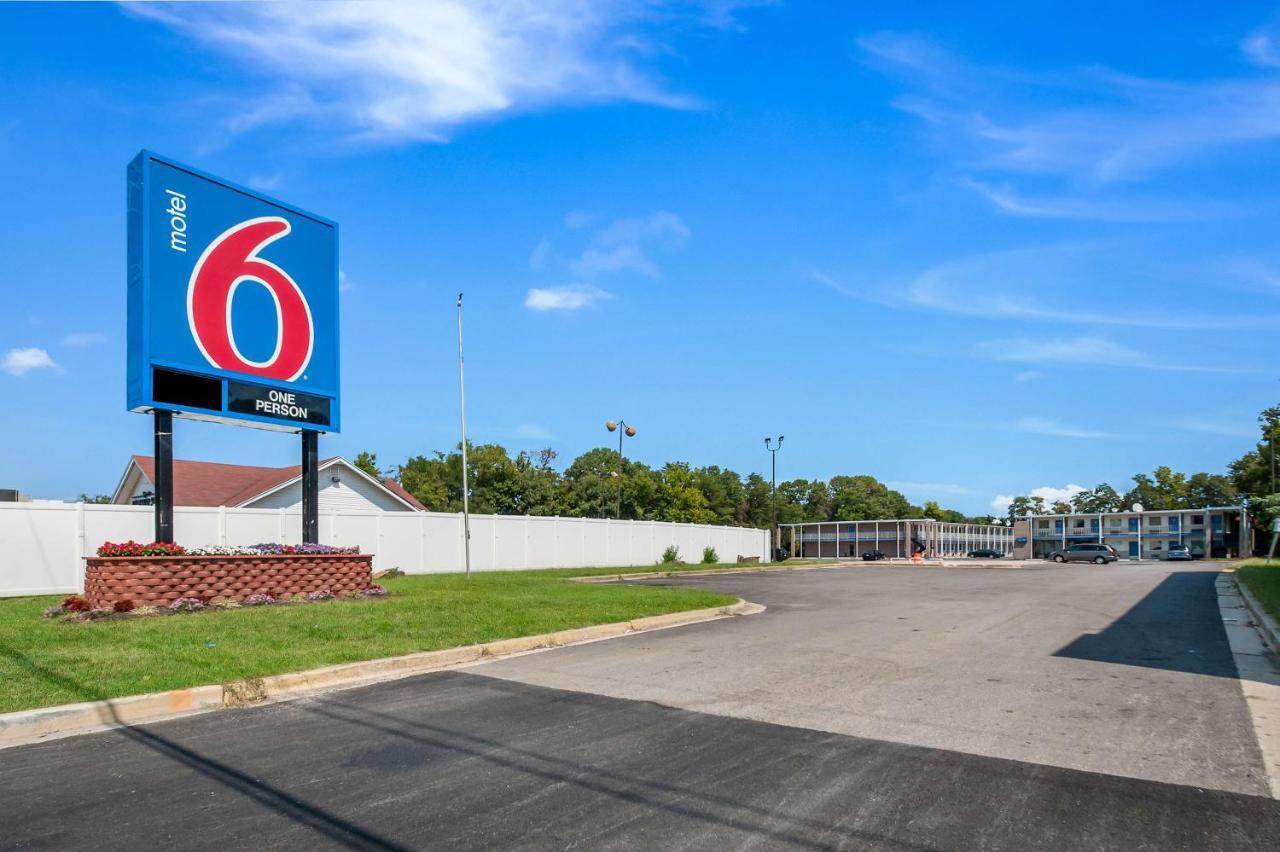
1234,573 -> 1280,657
571,562 -> 860,584
0,598 -> 761,751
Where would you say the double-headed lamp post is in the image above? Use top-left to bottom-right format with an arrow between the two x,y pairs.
605,420 -> 637,519
765,436 -> 784,550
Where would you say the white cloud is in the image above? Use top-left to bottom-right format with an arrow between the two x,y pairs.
1168,416 -> 1258,438
516,423 -> 556,441
1014,418 -> 1109,439
977,336 -> 1151,368
528,238 -> 552,270
570,211 -> 690,278
247,174 -> 282,190
991,483 -> 1086,513
129,1 -> 711,143
887,481 -> 976,497
960,178 -> 1239,223
1243,30 -> 1280,67
2,347 -> 60,376
60,332 -> 108,348
905,243 -> 1280,332
338,270 -> 355,292
1013,370 -> 1042,383
858,30 -> 1280,217
525,284 -> 611,311
975,335 -> 1262,375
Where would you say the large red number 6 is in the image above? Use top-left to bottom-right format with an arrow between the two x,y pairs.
187,217 -> 314,382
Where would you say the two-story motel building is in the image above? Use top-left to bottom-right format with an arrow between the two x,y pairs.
1011,506 -> 1250,560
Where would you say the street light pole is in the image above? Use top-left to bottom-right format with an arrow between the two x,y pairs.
765,436 -> 784,552
605,420 -> 636,519
456,293 -> 471,579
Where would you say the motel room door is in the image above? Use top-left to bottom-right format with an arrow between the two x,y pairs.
1128,541 -> 1139,559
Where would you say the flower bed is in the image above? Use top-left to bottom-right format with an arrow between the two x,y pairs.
84,541 -> 375,610
46,585 -> 387,622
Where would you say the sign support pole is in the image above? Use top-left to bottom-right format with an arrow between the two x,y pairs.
302,430 -> 319,544
154,410 -> 174,543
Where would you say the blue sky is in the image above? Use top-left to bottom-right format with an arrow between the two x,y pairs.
1,1 -> 1278,514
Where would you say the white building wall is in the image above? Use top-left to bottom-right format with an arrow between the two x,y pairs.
247,472 -> 407,513
0,503 -> 771,597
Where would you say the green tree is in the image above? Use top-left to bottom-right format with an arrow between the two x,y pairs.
397,452 -> 455,511
353,451 -> 381,479
78,493 -> 112,504
1229,405 -> 1280,499
509,448 -> 563,515
1070,484 -> 1120,514
659,462 -> 716,524
1050,500 -> 1072,515
693,466 -> 746,526
741,473 -> 774,529
830,475 -> 913,520
1186,472 -> 1237,508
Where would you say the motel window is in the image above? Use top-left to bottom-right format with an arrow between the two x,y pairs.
1192,515 -> 1204,525
1073,519 -> 1085,529
1148,517 -> 1161,526
1037,520 -> 1050,530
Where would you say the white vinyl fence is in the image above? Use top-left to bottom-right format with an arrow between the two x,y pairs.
0,503 -> 771,597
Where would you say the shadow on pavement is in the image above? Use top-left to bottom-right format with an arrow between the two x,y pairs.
1054,571 -> 1242,679
0,644 -> 408,851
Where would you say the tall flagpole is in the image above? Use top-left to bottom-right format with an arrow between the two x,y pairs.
456,293 -> 471,578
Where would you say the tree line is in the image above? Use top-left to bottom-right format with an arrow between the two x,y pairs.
356,403 -> 1280,532
353,447 -> 988,528
1003,404 -> 1280,531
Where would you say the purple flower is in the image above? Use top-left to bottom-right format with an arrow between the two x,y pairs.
306,590 -> 334,601
364,585 -> 388,597
243,593 -> 276,607
169,597 -> 205,612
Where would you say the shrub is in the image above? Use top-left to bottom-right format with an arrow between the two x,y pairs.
660,545 -> 680,564
306,590 -> 334,601
62,595 -> 91,613
243,593 -> 276,607
248,543 -> 360,555
97,541 -> 187,558
701,546 -> 718,565
112,599 -> 136,613
168,597 -> 205,613
98,541 -> 360,557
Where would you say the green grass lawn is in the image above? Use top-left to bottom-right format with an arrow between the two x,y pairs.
0,566 -> 741,715
1237,558 -> 1280,621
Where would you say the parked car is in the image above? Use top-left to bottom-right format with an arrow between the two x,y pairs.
1045,543 -> 1119,564
967,548 -> 1003,559
1164,544 -> 1193,561
861,549 -> 886,561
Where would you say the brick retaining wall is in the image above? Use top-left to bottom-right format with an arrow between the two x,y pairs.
84,554 -> 375,608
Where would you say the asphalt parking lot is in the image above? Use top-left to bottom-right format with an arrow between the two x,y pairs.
3,563 -> 1279,850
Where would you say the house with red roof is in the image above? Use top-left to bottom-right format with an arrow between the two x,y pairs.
110,455 -> 426,512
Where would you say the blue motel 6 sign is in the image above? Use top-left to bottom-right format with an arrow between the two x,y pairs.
127,151 -> 340,432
